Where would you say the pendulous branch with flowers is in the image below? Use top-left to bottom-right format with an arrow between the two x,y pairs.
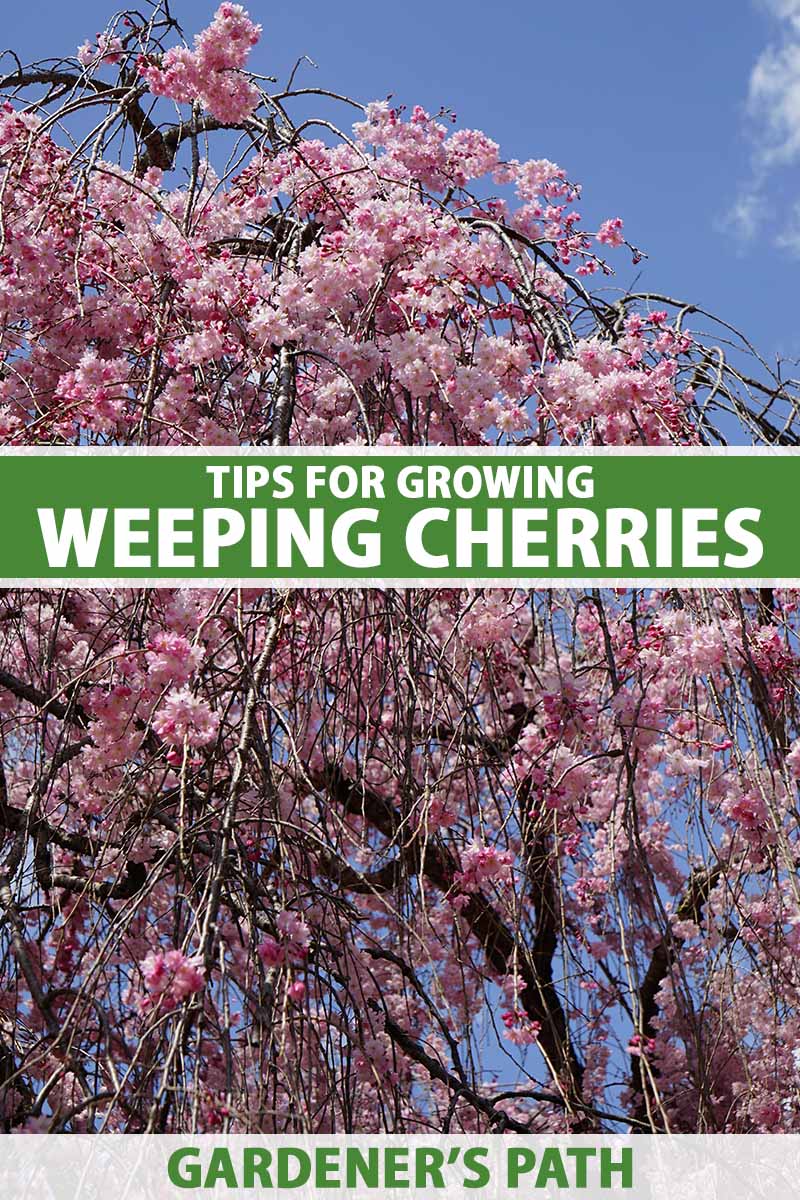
0,1 -> 798,1135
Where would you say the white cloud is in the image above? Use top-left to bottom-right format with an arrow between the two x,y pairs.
724,2 -> 800,249
721,188 -> 765,242
758,0 -> 800,30
747,37 -> 800,166
775,201 -> 800,251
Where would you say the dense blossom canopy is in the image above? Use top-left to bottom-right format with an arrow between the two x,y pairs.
0,2 -> 799,1134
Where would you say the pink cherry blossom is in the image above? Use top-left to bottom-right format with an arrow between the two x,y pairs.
0,0 -> 798,1138
596,217 -> 625,247
152,687 -> 220,746
257,937 -> 284,967
138,4 -> 261,122
140,948 -> 206,1010
77,34 -> 123,67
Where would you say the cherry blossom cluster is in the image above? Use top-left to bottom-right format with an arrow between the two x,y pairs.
138,948 -> 206,1012
0,2 -> 797,1137
138,4 -> 262,122
0,6 -> 697,453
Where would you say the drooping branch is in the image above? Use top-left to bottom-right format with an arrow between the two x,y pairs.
321,766 -> 587,1119
630,865 -> 722,1127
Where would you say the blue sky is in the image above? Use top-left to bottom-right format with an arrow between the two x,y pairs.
4,0 -> 798,372
3,1 -> 786,1108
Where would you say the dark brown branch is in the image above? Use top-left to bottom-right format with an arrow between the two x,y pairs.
320,765 -> 587,1119
0,669 -> 87,727
631,865 -> 722,1124
0,70 -> 173,173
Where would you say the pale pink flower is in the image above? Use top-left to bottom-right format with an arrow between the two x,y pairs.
153,687 -> 220,747
140,948 -> 205,1011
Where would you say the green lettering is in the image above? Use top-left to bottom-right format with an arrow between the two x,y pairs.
315,1149 -> 339,1188
508,1149 -> 536,1188
600,1148 -> 632,1189
277,1150 -> 311,1188
463,1148 -> 490,1190
346,1149 -> 379,1188
385,1148 -> 409,1188
536,1149 -> 568,1189
168,1148 -> 201,1190
205,1150 -> 237,1189
243,1149 -> 272,1188
567,1148 -> 596,1188
415,1149 -> 445,1189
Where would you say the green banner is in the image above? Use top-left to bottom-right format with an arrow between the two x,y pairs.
0,447 -> 795,585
